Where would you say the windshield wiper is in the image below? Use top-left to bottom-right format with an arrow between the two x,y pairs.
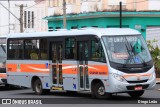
123,38 -> 136,67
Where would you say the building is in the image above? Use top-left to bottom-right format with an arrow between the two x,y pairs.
44,0 -> 160,47
0,0 -> 48,36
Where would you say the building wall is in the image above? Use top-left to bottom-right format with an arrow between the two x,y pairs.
0,1 -> 10,35
148,0 -> 160,10
0,0 -> 48,36
47,0 -> 159,17
47,12 -> 160,39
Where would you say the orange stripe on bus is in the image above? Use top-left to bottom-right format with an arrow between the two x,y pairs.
62,64 -> 77,74
123,74 -> 151,78
7,63 -> 108,75
0,73 -> 7,79
7,64 -> 49,74
62,64 -> 108,75
88,65 -> 108,75
7,64 -> 17,72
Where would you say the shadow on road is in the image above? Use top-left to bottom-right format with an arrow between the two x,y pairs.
0,86 -> 28,91
13,90 -> 150,100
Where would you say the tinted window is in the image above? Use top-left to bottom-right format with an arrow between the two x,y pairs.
40,39 -> 48,60
91,40 -> 106,62
24,39 -> 39,60
65,38 -> 76,59
8,40 -> 23,59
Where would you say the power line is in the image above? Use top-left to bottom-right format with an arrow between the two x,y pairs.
0,25 -> 10,27
0,2 -> 19,21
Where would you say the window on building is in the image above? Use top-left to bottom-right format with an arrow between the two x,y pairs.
65,38 -> 76,59
91,40 -> 106,62
92,26 -> 98,28
8,40 -> 23,59
71,26 -> 78,29
81,26 -> 87,28
28,11 -> 30,28
24,11 -> 34,29
73,0 -> 76,4
31,11 -> 34,28
48,27 -> 54,31
24,39 -> 39,60
56,27 -> 61,29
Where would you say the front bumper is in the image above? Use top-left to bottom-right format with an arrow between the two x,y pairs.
105,76 -> 156,93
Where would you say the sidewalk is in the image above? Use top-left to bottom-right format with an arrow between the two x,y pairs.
156,78 -> 160,84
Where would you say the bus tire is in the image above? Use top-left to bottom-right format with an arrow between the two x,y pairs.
66,91 -> 77,96
128,90 -> 144,98
34,79 -> 50,95
5,84 -> 11,88
93,82 -> 111,99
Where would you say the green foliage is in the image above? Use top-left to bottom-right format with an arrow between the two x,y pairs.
147,39 -> 160,77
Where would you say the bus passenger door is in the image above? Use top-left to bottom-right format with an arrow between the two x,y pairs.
77,41 -> 89,90
51,42 -> 63,87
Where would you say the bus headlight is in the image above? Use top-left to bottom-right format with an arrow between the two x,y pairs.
112,73 -> 126,82
149,72 -> 156,80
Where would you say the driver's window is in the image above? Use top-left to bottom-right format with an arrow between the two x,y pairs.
91,39 -> 106,62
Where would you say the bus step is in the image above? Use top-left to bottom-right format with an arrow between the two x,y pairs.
52,86 -> 63,90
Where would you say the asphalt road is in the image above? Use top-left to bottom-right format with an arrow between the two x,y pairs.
0,84 -> 160,104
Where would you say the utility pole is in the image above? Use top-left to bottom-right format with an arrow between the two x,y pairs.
16,4 -> 27,33
8,0 -> 10,33
63,0 -> 67,29
119,1 -> 122,28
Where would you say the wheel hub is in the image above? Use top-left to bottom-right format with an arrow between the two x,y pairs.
36,83 -> 41,93
98,86 -> 105,95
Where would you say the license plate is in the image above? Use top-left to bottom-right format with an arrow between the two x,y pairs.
134,86 -> 142,90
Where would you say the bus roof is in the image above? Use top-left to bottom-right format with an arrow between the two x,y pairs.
7,28 -> 141,38
0,35 -> 7,38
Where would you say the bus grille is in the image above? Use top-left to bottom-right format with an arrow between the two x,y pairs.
127,79 -> 148,83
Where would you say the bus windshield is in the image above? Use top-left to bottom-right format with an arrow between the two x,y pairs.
0,39 -> 6,69
102,35 -> 152,65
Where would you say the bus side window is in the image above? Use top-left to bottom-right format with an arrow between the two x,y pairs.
65,38 -> 76,59
24,39 -> 40,60
91,40 -> 106,63
40,39 -> 48,60
8,40 -> 23,59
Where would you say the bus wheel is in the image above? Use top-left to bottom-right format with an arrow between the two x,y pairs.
128,90 -> 144,98
66,91 -> 77,96
94,82 -> 111,99
34,79 -> 50,95
5,84 -> 11,88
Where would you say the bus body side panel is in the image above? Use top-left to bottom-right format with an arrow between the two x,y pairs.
88,61 -> 109,91
62,60 -> 79,91
7,60 -> 50,89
